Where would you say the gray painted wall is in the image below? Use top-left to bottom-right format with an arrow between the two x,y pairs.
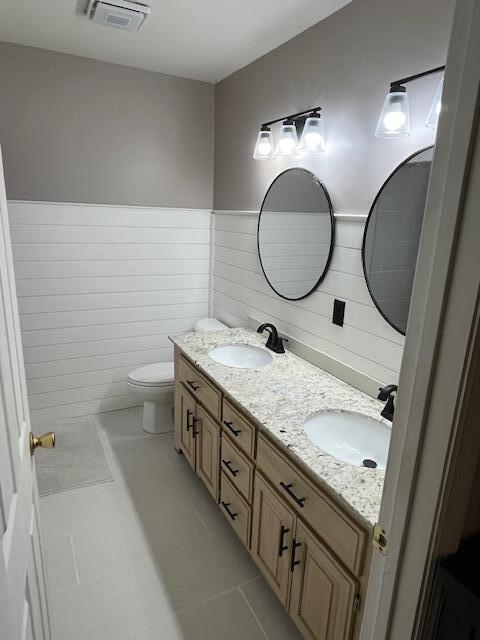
0,43 -> 214,208
214,0 -> 454,213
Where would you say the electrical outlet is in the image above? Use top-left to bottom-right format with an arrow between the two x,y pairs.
333,299 -> 345,326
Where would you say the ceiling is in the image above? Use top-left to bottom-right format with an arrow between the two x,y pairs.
0,0 -> 352,83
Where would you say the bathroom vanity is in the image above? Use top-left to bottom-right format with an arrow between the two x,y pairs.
171,328 -> 387,640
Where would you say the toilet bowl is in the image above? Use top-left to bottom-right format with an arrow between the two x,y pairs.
127,318 -> 227,433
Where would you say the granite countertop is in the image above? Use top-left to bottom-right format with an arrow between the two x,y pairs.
170,328 -> 388,529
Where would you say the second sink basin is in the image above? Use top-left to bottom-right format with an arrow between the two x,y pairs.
209,343 -> 273,369
303,411 -> 391,469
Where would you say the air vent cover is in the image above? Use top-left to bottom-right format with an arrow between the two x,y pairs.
87,0 -> 150,31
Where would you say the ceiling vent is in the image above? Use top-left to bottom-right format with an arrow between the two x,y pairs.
86,0 -> 150,31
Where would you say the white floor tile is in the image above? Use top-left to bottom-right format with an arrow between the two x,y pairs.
118,588 -> 267,640
44,534 -> 78,592
240,577 -> 304,640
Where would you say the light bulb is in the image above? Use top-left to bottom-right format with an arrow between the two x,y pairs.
253,127 -> 274,159
383,110 -> 406,131
258,140 -> 272,155
278,137 -> 296,154
375,88 -> 410,138
275,121 -> 298,156
298,113 -> 325,153
304,131 -> 322,147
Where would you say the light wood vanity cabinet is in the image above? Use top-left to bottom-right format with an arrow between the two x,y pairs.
174,348 -> 371,640
251,472 -> 295,607
175,381 -> 220,500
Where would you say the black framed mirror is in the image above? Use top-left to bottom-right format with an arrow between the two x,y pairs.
257,168 -> 335,301
362,146 -> 434,335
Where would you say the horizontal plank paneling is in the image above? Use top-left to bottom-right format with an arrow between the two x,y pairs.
8,202 -> 211,227
18,289 -> 208,314
16,274 -> 209,296
213,212 -> 404,384
19,302 -> 208,331
11,226 -> 210,244
25,348 -> 172,379
12,243 -> 210,261
10,201 -> 210,423
14,259 -> 209,278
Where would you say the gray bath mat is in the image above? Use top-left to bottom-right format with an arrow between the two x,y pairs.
35,417 -> 114,496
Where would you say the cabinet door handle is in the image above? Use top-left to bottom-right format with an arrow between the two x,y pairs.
221,501 -> 238,521
223,420 -> 241,437
280,481 -> 306,508
290,539 -> 302,572
186,409 -> 193,431
187,380 -> 200,391
278,525 -> 290,558
192,417 -> 200,438
222,459 -> 239,477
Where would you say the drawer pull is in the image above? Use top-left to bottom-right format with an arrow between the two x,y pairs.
192,417 -> 200,438
187,380 -> 200,391
186,409 -> 193,431
223,420 -> 241,437
280,481 -> 306,508
221,501 -> 238,521
278,525 -> 290,558
222,459 -> 239,477
290,539 -> 302,572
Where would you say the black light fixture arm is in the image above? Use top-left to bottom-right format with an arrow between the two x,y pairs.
261,106 -> 322,128
390,65 -> 445,90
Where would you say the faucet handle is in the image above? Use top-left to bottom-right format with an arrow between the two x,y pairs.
378,384 -> 398,401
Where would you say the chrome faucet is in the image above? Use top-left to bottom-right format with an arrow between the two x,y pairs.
257,323 -> 288,354
377,384 -> 398,422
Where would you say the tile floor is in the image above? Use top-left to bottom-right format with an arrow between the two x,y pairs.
41,406 -> 303,640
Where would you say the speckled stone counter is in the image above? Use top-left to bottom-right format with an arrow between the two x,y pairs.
170,328 -> 388,529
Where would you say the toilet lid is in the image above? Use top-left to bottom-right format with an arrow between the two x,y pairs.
128,362 -> 174,387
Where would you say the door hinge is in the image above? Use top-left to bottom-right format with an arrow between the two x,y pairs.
372,522 -> 388,555
353,595 -> 361,611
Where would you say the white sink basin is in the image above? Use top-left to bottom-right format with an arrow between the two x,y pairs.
209,343 -> 273,369
303,412 -> 390,469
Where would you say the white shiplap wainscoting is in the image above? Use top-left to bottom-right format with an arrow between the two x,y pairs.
9,201 -> 211,424
212,210 -> 405,385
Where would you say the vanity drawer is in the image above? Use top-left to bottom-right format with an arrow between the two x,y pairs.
178,355 -> 221,420
221,398 -> 256,458
221,435 -> 254,502
256,433 -> 366,576
220,473 -> 251,548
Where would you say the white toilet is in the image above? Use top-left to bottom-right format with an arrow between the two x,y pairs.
127,317 -> 227,433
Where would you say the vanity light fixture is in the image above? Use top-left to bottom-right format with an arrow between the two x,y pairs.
253,107 -> 324,159
253,125 -> 274,159
275,119 -> 298,156
425,76 -> 444,129
298,110 -> 326,153
375,65 -> 445,138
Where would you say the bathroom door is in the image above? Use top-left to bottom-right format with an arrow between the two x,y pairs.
0,147 -> 52,640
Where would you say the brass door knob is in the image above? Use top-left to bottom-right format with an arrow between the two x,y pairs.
30,431 -> 56,456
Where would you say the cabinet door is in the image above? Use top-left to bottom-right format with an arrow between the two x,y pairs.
195,405 -> 220,500
289,521 -> 357,640
178,386 -> 196,469
251,473 -> 295,607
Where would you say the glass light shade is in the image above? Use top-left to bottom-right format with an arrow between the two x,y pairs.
299,115 -> 325,153
375,90 -> 410,138
253,128 -> 274,159
425,76 -> 444,130
275,121 -> 298,156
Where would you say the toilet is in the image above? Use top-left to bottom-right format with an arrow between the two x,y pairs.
127,317 -> 227,433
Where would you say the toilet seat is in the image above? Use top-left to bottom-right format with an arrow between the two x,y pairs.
127,362 -> 174,387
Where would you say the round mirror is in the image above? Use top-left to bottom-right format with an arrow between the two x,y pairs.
362,146 -> 433,335
257,168 -> 334,300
